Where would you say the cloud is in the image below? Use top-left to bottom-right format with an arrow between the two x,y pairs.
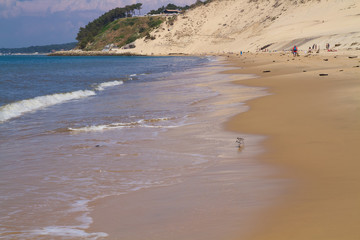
0,0 -> 196,18
0,0 -> 131,18
0,0 -> 197,47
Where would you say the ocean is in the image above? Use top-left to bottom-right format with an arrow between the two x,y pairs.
0,55 -> 275,239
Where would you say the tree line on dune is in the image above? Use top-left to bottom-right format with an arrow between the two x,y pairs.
147,0 -> 213,15
76,1 -> 214,50
76,3 -> 143,49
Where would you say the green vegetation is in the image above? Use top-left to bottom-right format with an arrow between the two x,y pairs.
74,1 -> 215,51
147,17 -> 163,28
112,24 -> 121,31
0,42 -> 77,54
147,1 -> 214,15
147,3 -> 187,15
83,16 -> 164,51
126,35 -> 138,44
115,35 -> 125,41
76,3 -> 142,49
166,15 -> 177,26
123,18 -> 138,26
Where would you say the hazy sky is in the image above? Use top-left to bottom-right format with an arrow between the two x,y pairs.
0,0 -> 195,48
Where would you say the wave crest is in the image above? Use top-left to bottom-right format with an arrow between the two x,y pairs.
0,79 -> 128,123
95,80 -> 123,91
0,90 -> 96,122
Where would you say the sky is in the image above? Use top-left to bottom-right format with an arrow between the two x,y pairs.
0,0 -> 196,48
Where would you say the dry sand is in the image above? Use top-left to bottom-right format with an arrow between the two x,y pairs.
88,51 -> 360,239
116,0 -> 360,55
225,51 -> 360,239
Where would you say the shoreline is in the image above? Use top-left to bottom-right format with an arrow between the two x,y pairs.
86,51 -> 360,239
48,48 -> 360,58
2,50 -> 359,239
87,57 -> 283,239
47,51 -> 145,56
225,52 -> 360,239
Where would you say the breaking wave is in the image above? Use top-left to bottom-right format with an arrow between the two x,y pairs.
95,80 -> 123,91
0,80 -> 126,123
0,90 -> 96,122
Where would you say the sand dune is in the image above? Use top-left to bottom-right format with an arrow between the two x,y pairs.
117,0 -> 360,55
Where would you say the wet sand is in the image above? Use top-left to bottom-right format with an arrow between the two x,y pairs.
87,61 -> 282,239
226,52 -> 360,239
88,52 -> 360,239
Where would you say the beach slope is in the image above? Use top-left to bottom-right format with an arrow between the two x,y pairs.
226,52 -> 360,239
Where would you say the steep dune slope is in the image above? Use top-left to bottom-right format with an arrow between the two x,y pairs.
120,0 -> 360,55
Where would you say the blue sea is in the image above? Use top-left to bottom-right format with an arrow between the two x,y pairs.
0,55 -> 210,122
0,55 -> 276,239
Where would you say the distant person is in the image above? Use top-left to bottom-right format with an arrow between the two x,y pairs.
292,45 -> 298,56
240,51 -> 243,56
326,43 -> 330,50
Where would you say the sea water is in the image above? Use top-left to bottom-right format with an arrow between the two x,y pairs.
0,55 -> 276,239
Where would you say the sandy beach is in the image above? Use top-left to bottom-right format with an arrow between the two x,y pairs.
226,51 -> 360,239
87,51 -> 360,239
2,0 -> 360,238
87,59 -> 283,240
55,0 -> 360,238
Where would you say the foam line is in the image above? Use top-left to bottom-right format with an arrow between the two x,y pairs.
68,118 -> 173,132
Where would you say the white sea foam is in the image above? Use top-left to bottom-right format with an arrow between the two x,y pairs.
68,118 -> 174,132
69,124 -> 122,132
69,199 -> 90,212
0,90 -> 96,122
30,226 -> 108,239
0,79 -> 125,123
68,122 -> 135,132
29,198 -> 107,239
95,80 -> 123,91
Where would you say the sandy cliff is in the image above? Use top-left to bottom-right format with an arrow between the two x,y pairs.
117,0 -> 360,55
